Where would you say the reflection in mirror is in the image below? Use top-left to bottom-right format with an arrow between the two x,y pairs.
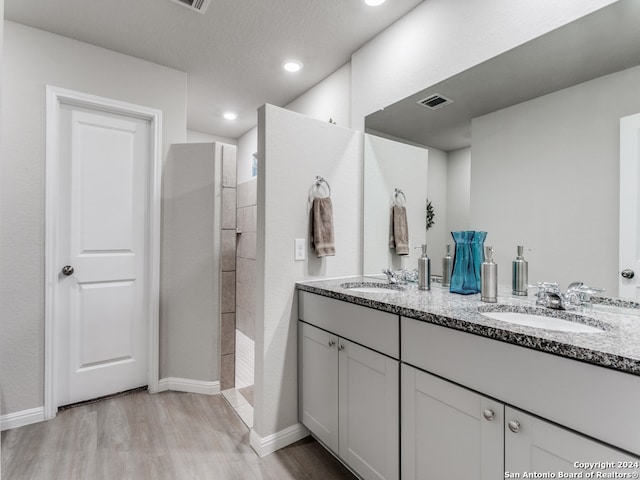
363,134 -> 467,278
363,135 -> 429,276
364,1 -> 640,297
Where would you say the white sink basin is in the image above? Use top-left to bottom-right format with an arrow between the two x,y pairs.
480,311 -> 604,333
340,282 -> 404,294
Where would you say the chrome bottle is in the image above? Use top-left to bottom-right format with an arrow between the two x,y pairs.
512,245 -> 528,296
417,244 -> 431,291
481,246 -> 497,303
442,244 -> 453,287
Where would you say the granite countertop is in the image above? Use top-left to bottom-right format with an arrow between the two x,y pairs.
296,276 -> 640,376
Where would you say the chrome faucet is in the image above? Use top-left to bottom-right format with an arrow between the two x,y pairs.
534,281 -> 604,310
382,268 -> 399,284
564,282 -> 605,309
534,282 -> 563,309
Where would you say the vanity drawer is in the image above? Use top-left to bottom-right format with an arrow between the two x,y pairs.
401,317 -> 640,456
298,291 -> 399,359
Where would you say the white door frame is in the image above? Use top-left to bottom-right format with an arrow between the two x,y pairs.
44,86 -> 162,419
619,112 -> 640,299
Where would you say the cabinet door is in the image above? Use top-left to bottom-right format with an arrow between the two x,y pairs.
298,321 -> 339,451
401,364 -> 504,480
339,339 -> 399,480
505,406 -> 640,477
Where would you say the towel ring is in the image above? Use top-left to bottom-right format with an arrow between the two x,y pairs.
313,176 -> 331,198
393,188 -> 406,206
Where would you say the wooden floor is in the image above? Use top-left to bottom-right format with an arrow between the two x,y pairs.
1,391 -> 356,480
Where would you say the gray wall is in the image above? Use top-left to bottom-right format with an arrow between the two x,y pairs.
362,135 -> 429,276
0,21 -> 187,416
256,104 -> 362,438
471,65 -> 640,294
426,147 -> 448,274
446,147 -> 471,235
161,143 -> 237,386
161,143 -> 220,382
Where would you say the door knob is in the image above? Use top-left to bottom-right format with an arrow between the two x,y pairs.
621,269 -> 635,279
62,265 -> 75,276
508,420 -> 521,433
482,409 -> 495,421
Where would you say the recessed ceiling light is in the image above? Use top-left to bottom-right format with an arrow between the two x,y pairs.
283,60 -> 303,73
363,0 -> 386,5
223,112 -> 238,120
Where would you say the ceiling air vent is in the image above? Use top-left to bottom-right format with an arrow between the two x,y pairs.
169,0 -> 211,14
417,94 -> 454,110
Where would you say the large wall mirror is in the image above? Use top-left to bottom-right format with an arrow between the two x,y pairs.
363,0 -> 640,298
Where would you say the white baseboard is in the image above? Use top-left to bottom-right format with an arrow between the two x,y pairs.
1,406 -> 46,431
157,377 -> 220,395
250,423 -> 310,457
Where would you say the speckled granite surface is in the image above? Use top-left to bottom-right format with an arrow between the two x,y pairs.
296,277 -> 640,376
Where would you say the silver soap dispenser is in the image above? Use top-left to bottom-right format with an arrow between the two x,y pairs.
512,245 -> 528,296
416,244 -> 431,291
481,246 -> 498,303
442,244 -> 453,287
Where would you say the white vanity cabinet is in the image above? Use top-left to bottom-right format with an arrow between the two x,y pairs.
401,364 -> 504,479
402,364 -> 640,480
298,321 -> 339,451
505,406 -> 640,476
401,316 -> 640,479
298,292 -> 400,480
297,288 -> 640,480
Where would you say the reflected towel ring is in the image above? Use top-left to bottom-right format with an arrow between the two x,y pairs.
313,176 -> 332,198
393,188 -> 406,206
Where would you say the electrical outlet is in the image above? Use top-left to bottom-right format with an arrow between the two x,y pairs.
294,238 -> 306,261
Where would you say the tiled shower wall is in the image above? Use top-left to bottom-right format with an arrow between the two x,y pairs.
220,145 -> 237,390
236,177 -> 257,341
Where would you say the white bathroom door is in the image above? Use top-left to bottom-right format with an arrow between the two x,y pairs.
55,103 -> 150,406
619,112 -> 640,300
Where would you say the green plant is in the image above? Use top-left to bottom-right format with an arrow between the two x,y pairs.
426,199 -> 435,231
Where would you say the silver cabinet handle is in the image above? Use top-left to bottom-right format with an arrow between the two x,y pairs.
508,420 -> 521,433
337,343 -> 345,351
62,265 -> 75,276
328,340 -> 336,348
621,269 -> 635,279
482,409 -> 495,422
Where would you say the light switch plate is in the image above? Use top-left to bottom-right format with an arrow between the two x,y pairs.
294,238 -> 306,261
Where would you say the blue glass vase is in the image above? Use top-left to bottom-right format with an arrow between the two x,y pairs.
450,230 -> 486,294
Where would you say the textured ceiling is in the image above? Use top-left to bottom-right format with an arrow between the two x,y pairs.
4,0 -> 424,139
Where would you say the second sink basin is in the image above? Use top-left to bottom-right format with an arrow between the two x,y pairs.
479,307 -> 605,333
